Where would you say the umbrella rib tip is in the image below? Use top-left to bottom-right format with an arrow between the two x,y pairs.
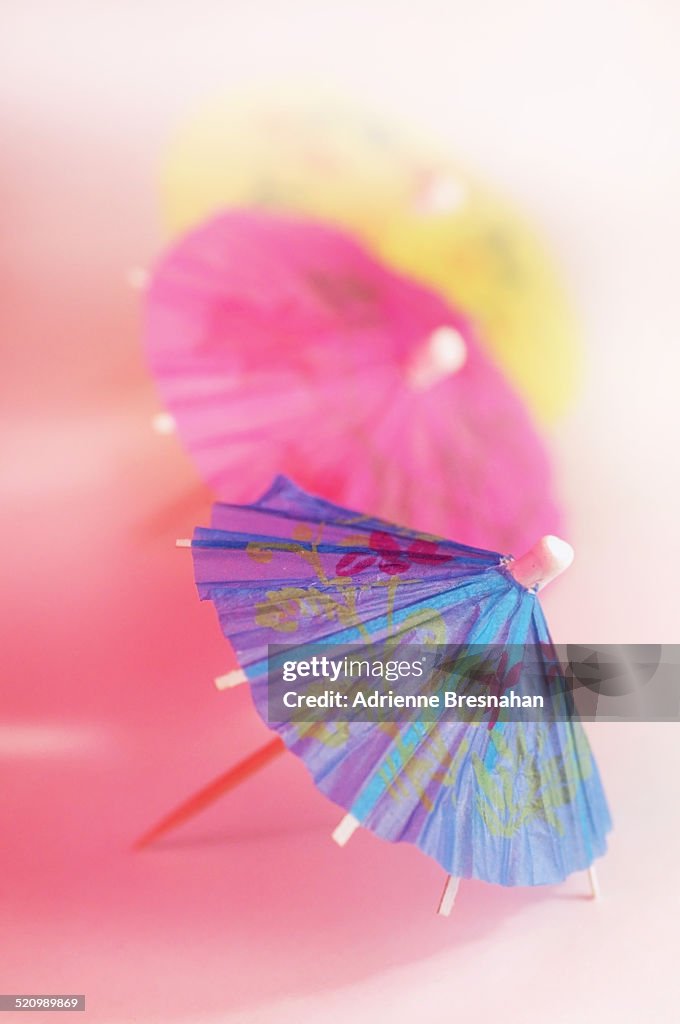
332,814 -> 360,847
437,875 -> 460,916
215,669 -> 247,690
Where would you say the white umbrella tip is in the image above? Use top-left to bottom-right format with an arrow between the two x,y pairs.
151,411 -> 177,435
430,326 -> 467,374
416,174 -> 468,215
541,535 -> 575,574
409,326 -> 467,389
509,535 -> 574,590
127,266 -> 149,290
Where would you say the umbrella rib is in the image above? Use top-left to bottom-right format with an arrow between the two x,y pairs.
437,875 -> 460,916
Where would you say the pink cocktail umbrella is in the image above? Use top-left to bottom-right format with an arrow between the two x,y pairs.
144,209 -> 559,554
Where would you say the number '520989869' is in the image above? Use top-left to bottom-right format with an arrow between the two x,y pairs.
0,995 -> 84,1012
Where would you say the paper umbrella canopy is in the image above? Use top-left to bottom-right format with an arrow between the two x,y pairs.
144,210 -> 560,554
183,477 -> 610,899
161,95 -> 579,422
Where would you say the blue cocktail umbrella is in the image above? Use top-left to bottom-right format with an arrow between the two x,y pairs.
145,477 -> 611,913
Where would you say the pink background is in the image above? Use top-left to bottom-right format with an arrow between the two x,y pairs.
2,2 -> 679,1021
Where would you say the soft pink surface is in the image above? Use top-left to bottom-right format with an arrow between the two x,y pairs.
3,4 -> 680,1022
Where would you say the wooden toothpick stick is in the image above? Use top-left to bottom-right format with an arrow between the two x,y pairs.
134,535 -> 260,845
133,736 -> 285,850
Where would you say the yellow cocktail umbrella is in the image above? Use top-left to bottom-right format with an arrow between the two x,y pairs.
161,94 -> 579,422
